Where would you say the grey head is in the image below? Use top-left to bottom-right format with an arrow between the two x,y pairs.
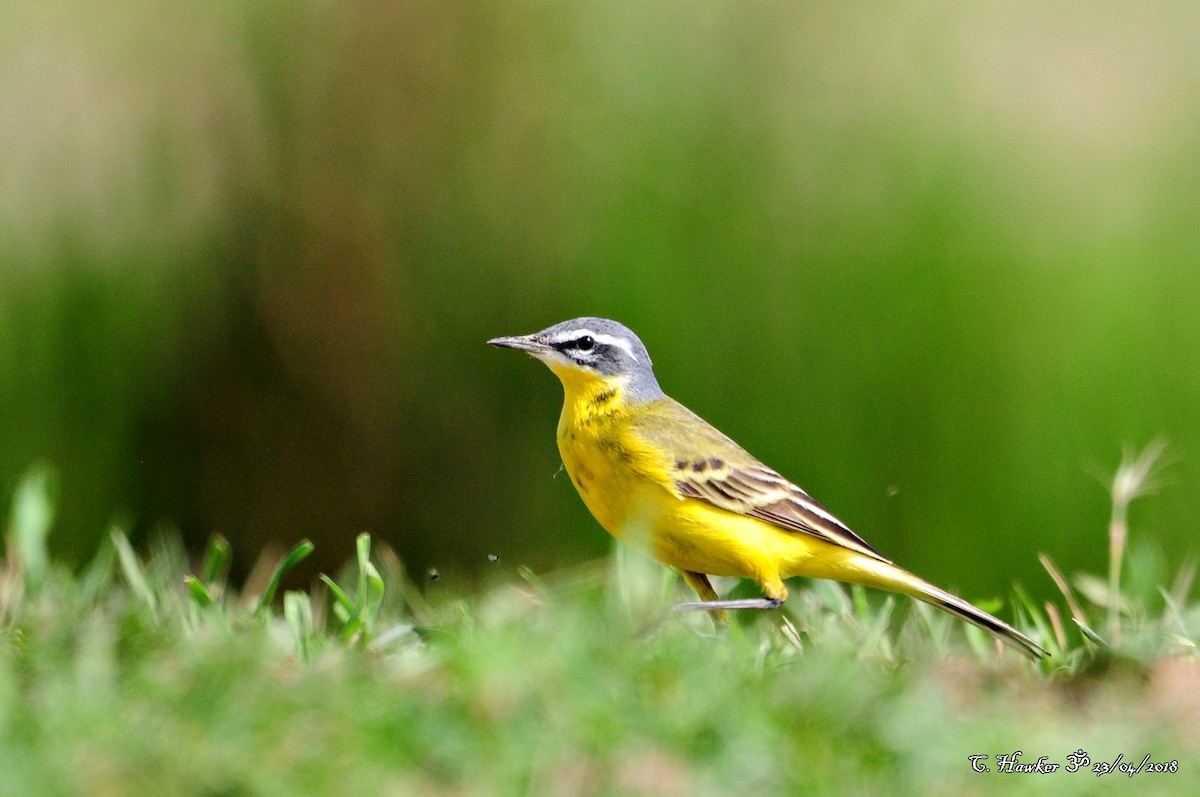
488,317 -> 664,399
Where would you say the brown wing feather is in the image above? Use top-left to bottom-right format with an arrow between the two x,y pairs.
630,397 -> 890,563
675,463 -> 890,563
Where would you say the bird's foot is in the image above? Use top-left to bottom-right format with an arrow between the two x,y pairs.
669,597 -> 784,614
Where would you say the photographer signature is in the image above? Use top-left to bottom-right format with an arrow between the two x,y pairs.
968,750 -> 1178,777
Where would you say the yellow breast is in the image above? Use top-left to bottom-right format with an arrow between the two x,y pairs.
551,371 -> 670,545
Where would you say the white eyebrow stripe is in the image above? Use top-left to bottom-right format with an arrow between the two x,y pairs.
544,328 -> 639,363
543,328 -> 597,346
591,333 -> 639,362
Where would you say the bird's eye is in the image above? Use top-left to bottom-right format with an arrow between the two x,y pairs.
575,335 -> 595,351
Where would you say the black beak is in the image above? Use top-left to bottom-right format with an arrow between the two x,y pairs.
487,334 -> 552,354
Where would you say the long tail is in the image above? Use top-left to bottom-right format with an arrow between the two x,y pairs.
854,558 -> 1048,660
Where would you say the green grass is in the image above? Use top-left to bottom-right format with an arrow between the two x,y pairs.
1,456 -> 1197,797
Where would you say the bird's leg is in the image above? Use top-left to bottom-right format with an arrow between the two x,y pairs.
678,570 -> 729,624
674,571 -> 785,620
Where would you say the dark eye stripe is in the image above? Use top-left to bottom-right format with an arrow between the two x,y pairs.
551,334 -> 597,353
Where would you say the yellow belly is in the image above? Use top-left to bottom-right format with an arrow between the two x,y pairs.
646,494 -> 874,585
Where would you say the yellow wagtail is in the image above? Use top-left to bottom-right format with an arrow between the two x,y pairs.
489,317 -> 1047,659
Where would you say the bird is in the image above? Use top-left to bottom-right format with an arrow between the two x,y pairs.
489,317 -> 1047,659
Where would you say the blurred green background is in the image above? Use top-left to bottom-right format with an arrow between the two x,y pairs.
3,0 -> 1198,600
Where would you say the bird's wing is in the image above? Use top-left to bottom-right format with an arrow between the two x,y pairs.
629,397 -> 890,563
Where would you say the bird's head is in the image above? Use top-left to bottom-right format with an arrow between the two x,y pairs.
488,317 -> 663,399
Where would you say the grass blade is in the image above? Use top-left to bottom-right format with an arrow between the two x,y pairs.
1039,552 -> 1089,631
200,534 -> 232,586
7,461 -> 58,587
353,533 -> 385,634
256,539 -> 314,615
78,536 -> 116,601
1012,583 -> 1058,659
284,590 -> 315,662
1168,557 -> 1197,610
185,575 -> 217,609
859,595 -> 895,655
1157,586 -> 1193,643
1074,617 -> 1109,649
363,560 -> 384,624
319,574 -> 355,614
111,526 -> 157,617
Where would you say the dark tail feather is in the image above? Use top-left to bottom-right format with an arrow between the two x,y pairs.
922,586 -> 1048,660
854,557 -> 1049,659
